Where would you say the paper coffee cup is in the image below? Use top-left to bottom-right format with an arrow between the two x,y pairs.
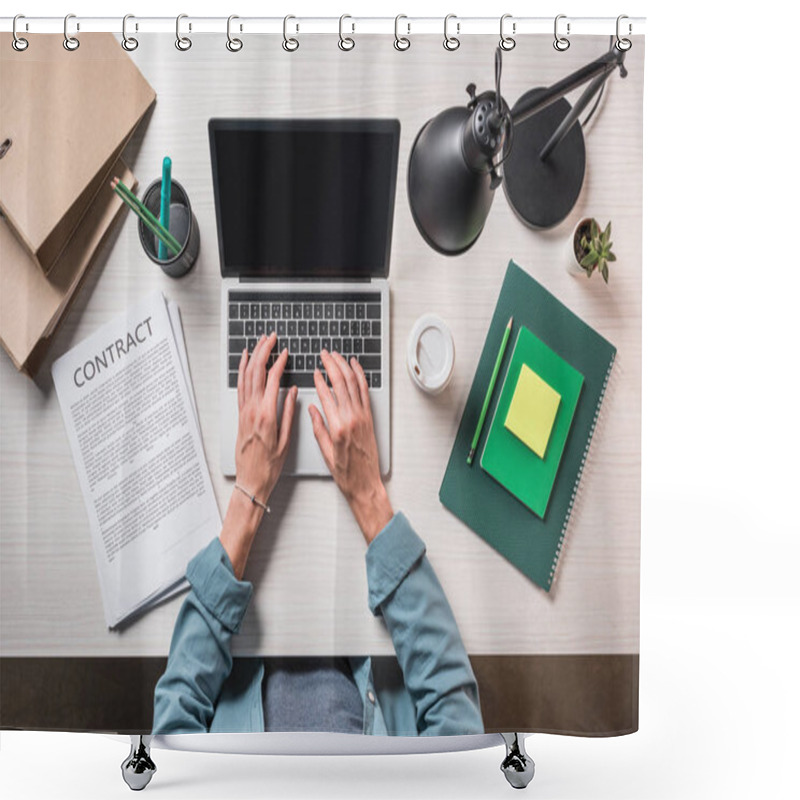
406,314 -> 455,395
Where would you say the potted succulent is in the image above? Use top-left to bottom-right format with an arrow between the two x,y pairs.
566,218 -> 616,283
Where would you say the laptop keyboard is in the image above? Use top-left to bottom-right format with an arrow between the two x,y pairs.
227,291 -> 383,390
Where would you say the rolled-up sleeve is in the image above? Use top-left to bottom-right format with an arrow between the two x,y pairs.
366,512 -> 484,736
152,537 -> 253,734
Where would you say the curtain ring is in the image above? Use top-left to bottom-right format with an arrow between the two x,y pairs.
226,15 -> 243,52
175,14 -> 192,51
12,15 -> 29,52
338,14 -> 355,51
63,13 -> 80,51
615,15 -> 632,51
283,15 -> 299,51
443,14 -> 460,51
394,14 -> 410,51
121,14 -> 139,51
553,14 -> 570,51
499,14 -> 516,51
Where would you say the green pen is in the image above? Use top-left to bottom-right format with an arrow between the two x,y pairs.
467,316 -> 513,465
158,157 -> 172,261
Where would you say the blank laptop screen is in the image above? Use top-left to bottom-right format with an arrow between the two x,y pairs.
210,119 -> 400,279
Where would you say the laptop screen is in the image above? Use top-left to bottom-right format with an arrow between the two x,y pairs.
209,119 -> 400,279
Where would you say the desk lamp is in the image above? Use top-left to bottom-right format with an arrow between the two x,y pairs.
407,41 -> 628,254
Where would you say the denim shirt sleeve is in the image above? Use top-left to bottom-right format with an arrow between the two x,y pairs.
152,537 -> 253,734
366,512 -> 484,736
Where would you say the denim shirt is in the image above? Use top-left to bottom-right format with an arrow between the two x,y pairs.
152,512 -> 484,736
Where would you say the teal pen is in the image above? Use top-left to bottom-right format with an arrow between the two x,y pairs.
158,157 -> 172,260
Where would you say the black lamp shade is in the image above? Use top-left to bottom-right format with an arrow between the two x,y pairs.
407,106 -> 496,256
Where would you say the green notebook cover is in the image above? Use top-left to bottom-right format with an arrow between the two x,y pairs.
439,261 -> 616,592
480,326 -> 584,517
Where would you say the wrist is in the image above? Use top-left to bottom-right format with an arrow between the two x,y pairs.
230,484 -> 267,532
349,483 -> 393,544
220,488 -> 265,579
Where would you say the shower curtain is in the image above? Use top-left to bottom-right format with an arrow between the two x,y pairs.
0,26 -> 643,741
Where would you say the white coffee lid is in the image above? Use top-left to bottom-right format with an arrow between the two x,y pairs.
406,314 -> 455,395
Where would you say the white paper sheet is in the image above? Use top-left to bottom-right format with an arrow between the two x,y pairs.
52,292 -> 221,628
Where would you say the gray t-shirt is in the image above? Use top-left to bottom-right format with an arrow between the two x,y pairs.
262,657 -> 364,733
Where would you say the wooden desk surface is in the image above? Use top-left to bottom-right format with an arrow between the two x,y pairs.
0,34 -> 643,657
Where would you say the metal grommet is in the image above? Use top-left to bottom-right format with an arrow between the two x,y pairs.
394,14 -> 410,51
553,14 -> 570,51
175,14 -> 192,51
121,14 -> 139,51
443,14 -> 460,51
226,15 -> 243,52
338,14 -> 355,51
615,15 -> 632,51
63,13 -> 80,51
500,14 -> 516,51
12,15 -> 29,52
282,15 -> 299,51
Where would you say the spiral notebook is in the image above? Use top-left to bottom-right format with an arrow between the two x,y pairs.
439,261 -> 616,592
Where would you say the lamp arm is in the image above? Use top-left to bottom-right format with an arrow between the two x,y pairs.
509,44 -> 626,131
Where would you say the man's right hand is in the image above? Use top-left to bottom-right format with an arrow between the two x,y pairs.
308,350 -> 393,544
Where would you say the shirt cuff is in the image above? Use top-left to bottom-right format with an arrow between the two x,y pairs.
185,537 -> 253,633
365,511 -> 426,615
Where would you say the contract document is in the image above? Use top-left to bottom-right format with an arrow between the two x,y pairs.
52,292 -> 220,628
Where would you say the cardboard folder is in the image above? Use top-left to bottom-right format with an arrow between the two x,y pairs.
0,161 -> 136,376
0,33 -> 155,273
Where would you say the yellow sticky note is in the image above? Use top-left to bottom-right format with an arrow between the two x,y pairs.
504,364 -> 561,458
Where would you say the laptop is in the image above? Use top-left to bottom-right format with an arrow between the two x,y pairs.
209,118 -> 400,477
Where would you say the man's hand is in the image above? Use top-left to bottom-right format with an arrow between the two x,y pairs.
221,333 -> 298,578
309,350 -> 393,544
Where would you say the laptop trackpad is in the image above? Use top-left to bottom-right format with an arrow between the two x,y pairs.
221,390 -> 388,478
282,393 -> 333,477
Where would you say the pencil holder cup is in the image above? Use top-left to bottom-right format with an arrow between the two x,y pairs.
138,179 -> 200,278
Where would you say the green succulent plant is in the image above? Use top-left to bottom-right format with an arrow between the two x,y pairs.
578,219 -> 616,283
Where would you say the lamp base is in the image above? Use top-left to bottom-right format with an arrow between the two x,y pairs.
502,89 -> 586,230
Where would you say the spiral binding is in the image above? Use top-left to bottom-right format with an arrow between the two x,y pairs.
4,15 -> 638,53
548,351 -> 616,590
